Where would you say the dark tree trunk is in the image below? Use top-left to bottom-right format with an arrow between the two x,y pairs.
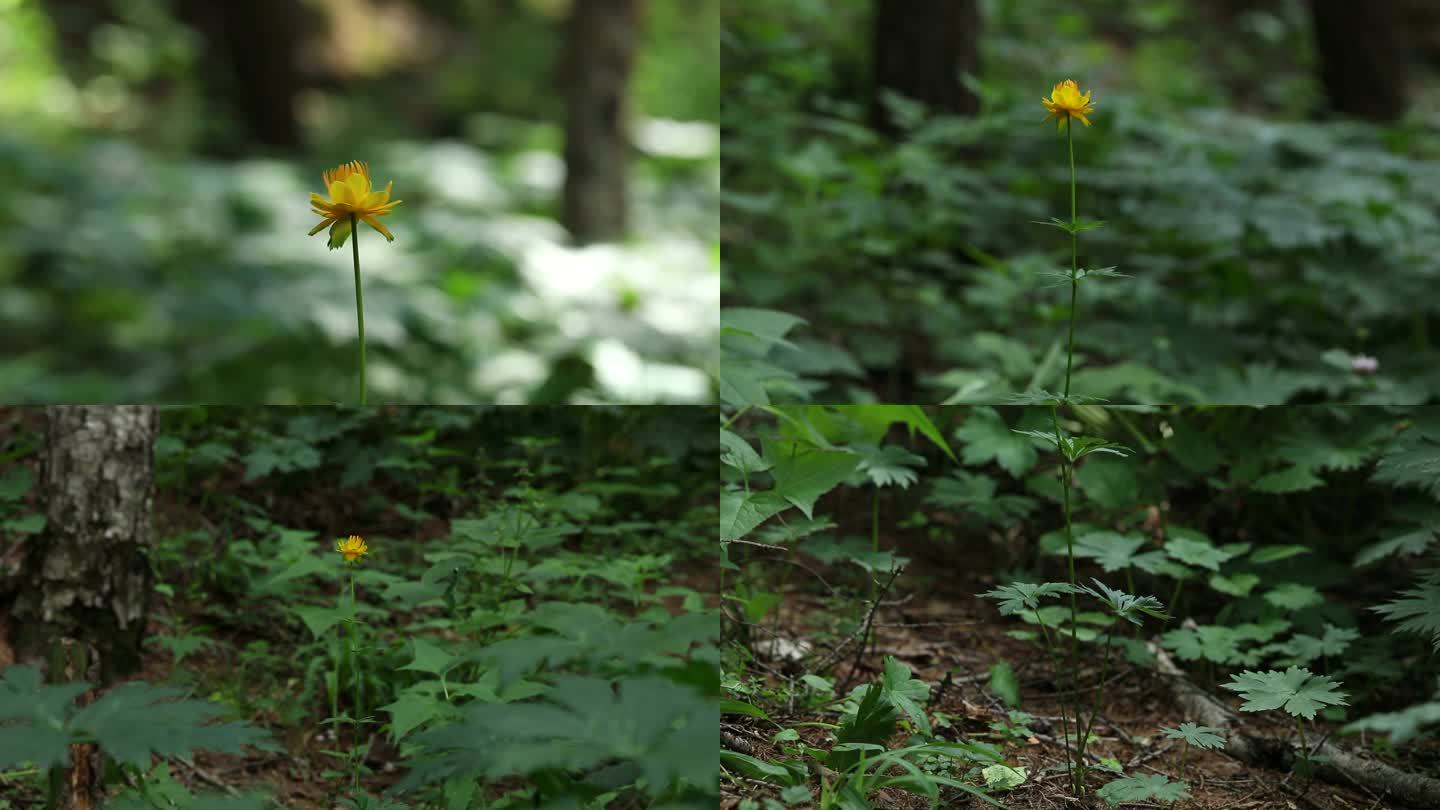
562,0 -> 642,245
177,0 -> 305,150
11,407 -> 157,686
1311,0 -> 1409,122
871,0 -> 981,133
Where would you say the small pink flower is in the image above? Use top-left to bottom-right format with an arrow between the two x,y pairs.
1350,354 -> 1378,375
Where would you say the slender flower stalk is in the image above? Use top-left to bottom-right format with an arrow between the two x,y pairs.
309,161 -> 401,405
332,535 -> 370,797
1043,78 -> 1097,794
350,215 -> 366,405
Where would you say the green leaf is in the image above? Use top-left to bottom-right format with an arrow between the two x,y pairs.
856,444 -> 926,489
847,405 -> 957,462
981,764 -> 1027,790
291,605 -> 346,639
1075,532 -> 1162,574
989,662 -> 1020,708
720,750 -> 801,784
1373,570 -> 1440,650
1097,773 -> 1191,805
401,638 -> 458,676
719,429 -> 769,473
381,691 -> 452,741
0,468 -> 33,501
1354,527 -> 1435,567
1250,545 -> 1311,564
1263,584 -> 1324,611
69,682 -> 274,767
1277,624 -> 1359,666
721,308 -> 806,351
1160,723 -> 1226,750
1208,573 -> 1261,597
1075,456 -> 1140,509
762,440 -> 860,518
980,582 -> 1080,616
1221,667 -> 1348,719
881,657 -> 931,737
955,408 -> 1037,477
1344,701 -> 1440,745
1163,529 -> 1237,572
1,513 -> 45,534
1080,579 -> 1167,626
720,699 -> 771,722
831,683 -> 897,772
719,489 -> 788,544
1252,466 -> 1326,493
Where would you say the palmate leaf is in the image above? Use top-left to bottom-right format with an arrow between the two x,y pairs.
999,389 -> 1108,407
1096,773 -> 1191,806
1163,529 -> 1242,572
1160,723 -> 1226,750
1012,430 -> 1130,463
1036,267 -> 1130,288
981,582 -> 1080,616
856,444 -> 926,489
1373,570 -> 1440,650
395,674 -> 716,800
1030,216 -> 1107,234
955,408 -> 1038,477
1080,579 -> 1167,626
1344,701 -> 1440,745
0,666 -> 274,770
1221,667 -> 1348,720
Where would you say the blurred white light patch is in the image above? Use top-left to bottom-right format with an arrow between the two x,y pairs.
392,140 -> 507,208
511,150 -> 565,194
472,349 -> 549,403
634,119 -> 719,159
519,238 -> 718,339
591,340 -> 711,402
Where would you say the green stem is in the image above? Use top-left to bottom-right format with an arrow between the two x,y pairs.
870,489 -> 880,603
1079,620 -> 1118,760
1063,119 -> 1079,399
348,571 -> 362,795
1037,619 -> 1076,791
1050,404 -> 1083,792
350,213 -> 367,406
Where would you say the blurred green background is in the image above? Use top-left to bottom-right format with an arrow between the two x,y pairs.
0,0 -> 719,403
722,0 -> 1440,405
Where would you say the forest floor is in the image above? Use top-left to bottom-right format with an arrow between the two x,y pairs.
0,407 -> 719,808
722,533 -> 1440,810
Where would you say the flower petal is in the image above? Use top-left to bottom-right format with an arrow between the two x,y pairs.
361,214 -> 394,242
308,217 -> 336,236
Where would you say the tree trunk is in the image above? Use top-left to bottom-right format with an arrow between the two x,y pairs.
1311,0 -> 1409,122
562,0 -> 641,245
176,0 -> 305,150
871,0 -> 981,133
11,406 -> 157,686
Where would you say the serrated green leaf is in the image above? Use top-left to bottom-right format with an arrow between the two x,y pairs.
401,638 -> 458,676
762,440 -> 861,519
1160,723 -> 1226,750
1221,667 -> 1348,719
955,408 -> 1037,477
1253,466 -> 1326,494
1097,773 -> 1191,805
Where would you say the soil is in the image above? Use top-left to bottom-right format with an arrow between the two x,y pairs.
721,518 -> 1440,810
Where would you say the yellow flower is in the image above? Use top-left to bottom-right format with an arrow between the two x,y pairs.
1041,79 -> 1095,130
336,534 -> 369,563
309,161 -> 402,249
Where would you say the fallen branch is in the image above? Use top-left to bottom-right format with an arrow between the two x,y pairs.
1150,643 -> 1440,808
